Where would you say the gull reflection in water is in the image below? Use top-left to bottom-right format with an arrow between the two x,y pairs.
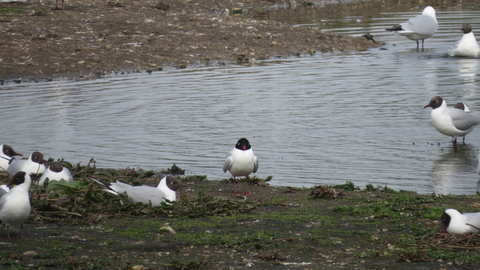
430,144 -> 478,195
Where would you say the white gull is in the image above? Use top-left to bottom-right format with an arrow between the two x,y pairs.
223,138 -> 259,195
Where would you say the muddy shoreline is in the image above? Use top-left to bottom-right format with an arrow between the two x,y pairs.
0,0 -> 382,82
0,165 -> 480,269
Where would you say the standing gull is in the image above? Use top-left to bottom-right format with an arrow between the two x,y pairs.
0,172 -> 32,240
449,24 -> 480,57
424,96 -> 480,152
453,102 -> 470,112
223,138 -> 259,195
386,6 -> 438,50
0,145 -> 22,171
453,102 -> 471,144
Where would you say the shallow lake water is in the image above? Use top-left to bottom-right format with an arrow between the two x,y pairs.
2,2 -> 480,194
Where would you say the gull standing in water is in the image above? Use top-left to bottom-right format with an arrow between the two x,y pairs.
453,102 -> 471,145
449,24 -> 480,57
223,138 -> 259,195
424,96 -> 480,152
386,6 -> 438,50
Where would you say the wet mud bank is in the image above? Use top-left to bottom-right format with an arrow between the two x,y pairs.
0,0 -> 383,82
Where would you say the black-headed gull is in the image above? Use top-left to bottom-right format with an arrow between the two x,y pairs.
0,145 -> 22,171
0,172 -> 32,240
7,151 -> 47,176
442,208 -> 480,234
223,138 -> 259,195
38,161 -> 73,186
92,176 -> 186,206
453,102 -> 471,144
424,96 -> 480,152
449,24 -> 480,58
386,6 -> 438,50
453,102 -> 470,112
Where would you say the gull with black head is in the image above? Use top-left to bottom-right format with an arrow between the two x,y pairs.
0,172 -> 32,240
0,144 -> 22,171
38,161 -> 74,186
223,138 -> 259,195
442,209 -> 480,234
449,24 -> 480,58
424,96 -> 480,152
92,176 -> 187,206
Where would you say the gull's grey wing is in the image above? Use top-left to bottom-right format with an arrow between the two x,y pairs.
463,212 -> 480,230
223,155 -> 233,173
449,108 -> 480,131
121,185 -> 166,206
403,14 -> 437,35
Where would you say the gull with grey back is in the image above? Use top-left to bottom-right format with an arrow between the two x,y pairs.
92,176 -> 186,206
223,138 -> 259,195
7,151 -> 47,176
442,209 -> 480,234
424,96 -> 480,152
386,6 -> 438,50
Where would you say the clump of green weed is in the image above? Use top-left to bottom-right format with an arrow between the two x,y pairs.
333,181 -> 359,191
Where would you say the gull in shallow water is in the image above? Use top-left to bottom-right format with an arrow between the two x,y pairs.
92,176 -> 186,206
453,102 -> 472,144
386,6 -> 438,50
0,145 -> 22,171
442,208 -> 480,234
223,138 -> 259,195
449,24 -> 480,58
0,172 -> 32,240
424,96 -> 480,152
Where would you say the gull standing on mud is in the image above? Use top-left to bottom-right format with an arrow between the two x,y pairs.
386,6 -> 438,50
0,172 -> 32,240
424,96 -> 480,152
223,138 -> 258,195
92,176 -> 186,206
0,144 -> 22,171
38,161 -> 73,185
442,209 -> 480,234
449,24 -> 480,57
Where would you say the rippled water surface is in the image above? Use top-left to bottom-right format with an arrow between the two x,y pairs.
3,3 -> 480,194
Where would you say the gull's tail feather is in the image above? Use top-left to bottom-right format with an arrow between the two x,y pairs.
386,25 -> 404,31
91,177 -> 119,195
